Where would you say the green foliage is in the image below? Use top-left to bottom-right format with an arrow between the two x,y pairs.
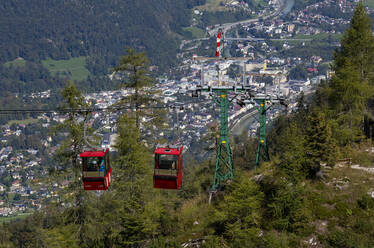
41,57 -> 90,81
277,40 -> 336,61
7,217 -> 44,248
179,159 -> 215,198
114,48 -> 165,130
261,175 -> 312,233
0,1 -> 204,70
115,48 -> 152,90
321,227 -> 374,248
7,118 -> 39,126
276,122 -> 308,181
357,193 -> 374,210
333,2 -> 374,80
182,27 -> 206,39
327,2 -> 374,144
289,64 -> 308,80
42,225 -> 79,248
329,66 -> 372,143
209,176 -> 264,246
51,81 -> 89,170
363,0 -> 374,8
261,231 -> 290,248
304,110 -> 336,172
115,114 -> 152,184
113,114 -> 161,246
201,10 -> 255,26
3,58 -> 26,68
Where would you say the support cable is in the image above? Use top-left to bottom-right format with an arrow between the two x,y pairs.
0,99 -> 206,115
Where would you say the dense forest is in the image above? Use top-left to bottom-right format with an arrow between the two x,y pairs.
0,0 -> 206,107
0,0 -> 206,66
0,0 -> 205,123
2,2 -> 374,248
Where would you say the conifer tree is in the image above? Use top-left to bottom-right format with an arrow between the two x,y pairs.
52,81 -> 89,172
114,47 -> 164,131
113,114 -> 154,246
333,2 -> 374,82
51,81 -> 93,246
294,92 -> 308,125
329,2 -> 374,144
277,122 -> 307,181
211,177 -> 264,246
304,110 -> 336,177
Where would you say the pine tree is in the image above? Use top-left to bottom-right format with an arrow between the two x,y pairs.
210,176 -> 264,246
51,81 -> 93,246
277,122 -> 308,181
113,114 -> 154,246
52,81 -> 89,172
304,110 -> 336,177
329,2 -> 374,144
294,91 -> 309,125
114,114 -> 151,194
333,2 -> 374,82
114,47 -> 164,131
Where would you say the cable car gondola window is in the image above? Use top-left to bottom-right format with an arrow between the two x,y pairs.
155,154 -> 178,176
83,157 -> 105,177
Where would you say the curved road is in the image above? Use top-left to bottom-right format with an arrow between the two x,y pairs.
180,0 -> 292,50
207,0 -> 286,36
230,110 -> 258,136
184,0 -> 293,135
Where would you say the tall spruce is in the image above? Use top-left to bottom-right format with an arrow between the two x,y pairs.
304,110 -> 335,177
114,47 -> 163,130
114,114 -> 154,246
51,81 -> 92,246
53,81 -> 89,171
333,2 -> 374,81
329,2 -> 374,144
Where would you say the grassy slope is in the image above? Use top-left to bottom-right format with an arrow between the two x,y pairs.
196,0 -> 230,11
8,118 -> 39,126
4,58 -> 26,68
173,146 -> 374,245
293,33 -> 342,40
41,57 -> 90,81
363,0 -> 374,8
183,27 -> 206,38
196,0 -> 267,12
0,213 -> 33,224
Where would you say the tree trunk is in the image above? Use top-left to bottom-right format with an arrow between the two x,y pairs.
135,87 -> 139,129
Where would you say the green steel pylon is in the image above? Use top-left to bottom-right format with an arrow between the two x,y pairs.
254,99 -> 269,170
211,91 -> 233,191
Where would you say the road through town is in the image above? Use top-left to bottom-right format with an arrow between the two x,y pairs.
181,0 -> 294,50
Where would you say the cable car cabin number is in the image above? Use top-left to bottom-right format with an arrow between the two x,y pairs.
80,148 -> 111,191
154,145 -> 183,190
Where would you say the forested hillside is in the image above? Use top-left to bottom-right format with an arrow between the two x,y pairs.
1,2 -> 374,248
0,0 -> 205,67
0,0 -> 205,107
0,0 -> 205,122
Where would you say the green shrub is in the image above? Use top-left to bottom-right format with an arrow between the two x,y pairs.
321,228 -> 372,248
265,180 -> 312,233
357,194 -> 374,210
353,214 -> 374,234
262,231 -> 290,248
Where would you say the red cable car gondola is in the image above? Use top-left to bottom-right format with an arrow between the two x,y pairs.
154,145 -> 183,189
80,148 -> 111,191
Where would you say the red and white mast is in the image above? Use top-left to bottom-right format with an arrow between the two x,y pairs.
216,31 -> 223,57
